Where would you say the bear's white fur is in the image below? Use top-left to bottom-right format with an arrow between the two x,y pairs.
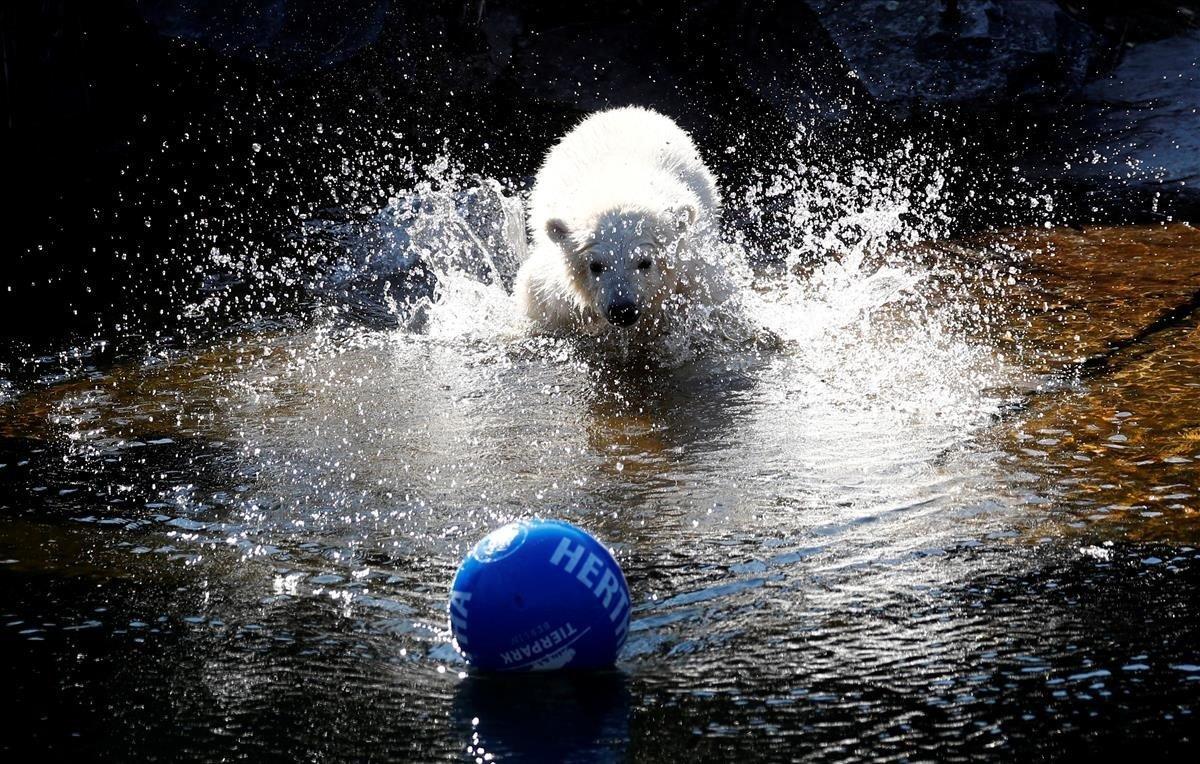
515,106 -> 728,335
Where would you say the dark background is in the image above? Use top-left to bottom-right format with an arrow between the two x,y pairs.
3,1 -> 1199,365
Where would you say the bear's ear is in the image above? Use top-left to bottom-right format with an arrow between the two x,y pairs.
671,205 -> 697,233
545,218 -> 571,245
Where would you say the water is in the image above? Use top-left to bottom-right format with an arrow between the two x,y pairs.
3,161 -> 1200,759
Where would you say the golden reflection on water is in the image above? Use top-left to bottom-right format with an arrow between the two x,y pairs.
999,223 -> 1200,370
995,224 -> 1200,542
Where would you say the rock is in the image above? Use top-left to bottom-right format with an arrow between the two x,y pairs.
1074,32 -> 1200,204
141,0 -> 390,70
139,1 -> 867,131
805,0 -> 1097,106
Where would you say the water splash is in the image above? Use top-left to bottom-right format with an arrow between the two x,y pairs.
0,126 -> 1037,689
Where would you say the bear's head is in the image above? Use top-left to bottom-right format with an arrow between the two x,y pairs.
544,206 -> 697,330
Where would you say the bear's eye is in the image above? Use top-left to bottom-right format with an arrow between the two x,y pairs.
589,261 -> 605,274
637,258 -> 652,271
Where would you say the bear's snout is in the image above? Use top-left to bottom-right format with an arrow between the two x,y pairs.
606,300 -> 640,327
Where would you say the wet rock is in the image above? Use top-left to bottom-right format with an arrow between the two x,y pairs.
1073,32 -> 1200,206
805,0 -> 1097,106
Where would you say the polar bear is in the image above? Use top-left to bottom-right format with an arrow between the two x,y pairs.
515,107 -> 727,334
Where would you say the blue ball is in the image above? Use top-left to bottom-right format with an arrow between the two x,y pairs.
449,519 -> 631,672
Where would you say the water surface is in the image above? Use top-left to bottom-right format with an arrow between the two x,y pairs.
2,211 -> 1199,759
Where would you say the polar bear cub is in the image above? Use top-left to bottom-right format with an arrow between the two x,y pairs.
515,106 -> 727,334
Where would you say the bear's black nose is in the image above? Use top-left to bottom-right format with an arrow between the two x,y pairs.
606,301 -> 640,327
